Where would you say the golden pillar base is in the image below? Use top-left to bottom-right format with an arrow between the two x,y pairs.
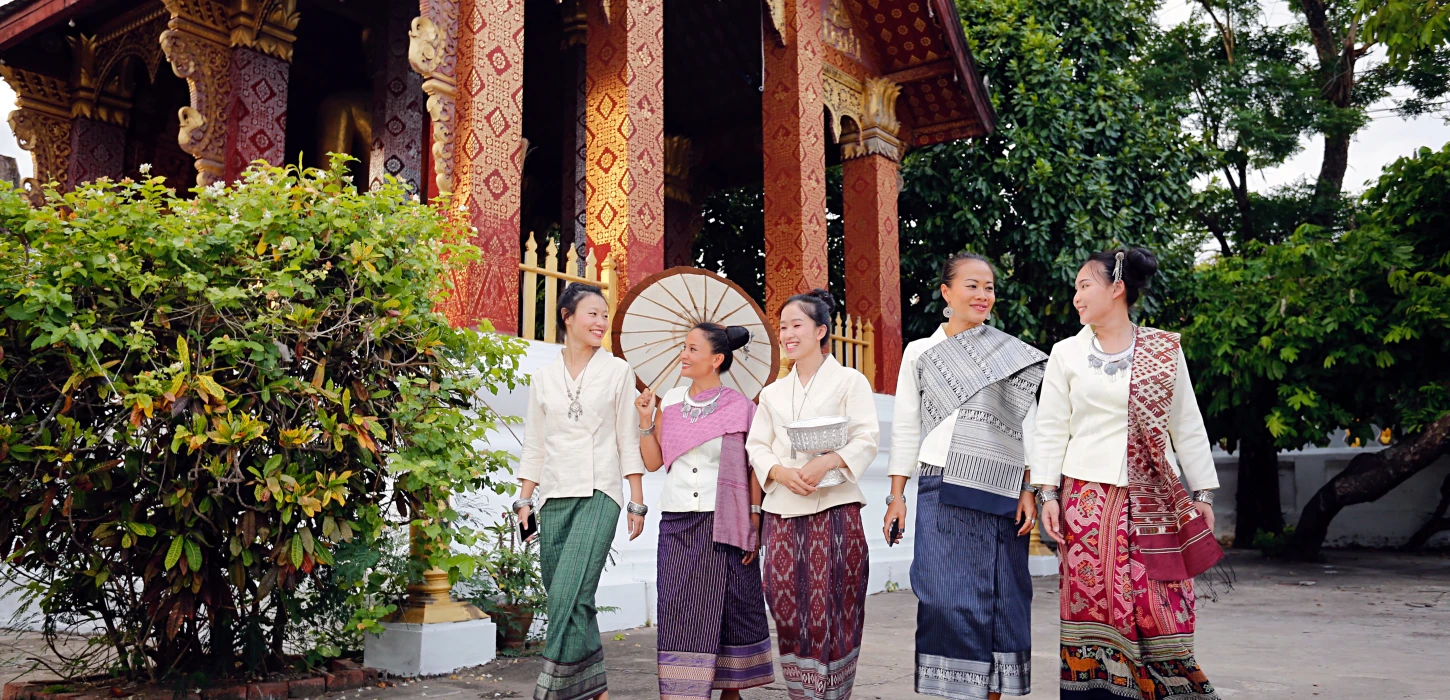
1028,521 -> 1054,558
389,566 -> 489,624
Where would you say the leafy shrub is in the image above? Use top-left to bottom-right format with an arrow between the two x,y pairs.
0,157 -> 526,680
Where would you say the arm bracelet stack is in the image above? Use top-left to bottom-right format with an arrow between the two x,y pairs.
639,423 -> 655,437
626,501 -> 649,516
1191,489 -> 1215,505
1037,490 -> 1060,503
512,497 -> 536,512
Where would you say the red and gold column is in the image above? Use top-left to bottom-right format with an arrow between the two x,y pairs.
842,77 -> 904,393
761,0 -> 828,321
446,0 -> 526,333
585,0 -> 665,294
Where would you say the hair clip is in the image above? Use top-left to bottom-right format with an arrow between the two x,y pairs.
1112,251 -> 1124,284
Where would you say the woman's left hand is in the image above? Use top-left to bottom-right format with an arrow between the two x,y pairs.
627,512 -> 646,541
1015,491 -> 1038,537
1192,501 -> 1215,532
799,453 -> 841,486
741,513 -> 762,565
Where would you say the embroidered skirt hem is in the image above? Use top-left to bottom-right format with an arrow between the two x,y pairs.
915,651 -> 1031,699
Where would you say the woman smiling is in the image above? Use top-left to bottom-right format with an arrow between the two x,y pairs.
745,289 -> 879,700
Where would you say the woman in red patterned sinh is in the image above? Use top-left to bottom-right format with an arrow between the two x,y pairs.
1032,248 -> 1225,700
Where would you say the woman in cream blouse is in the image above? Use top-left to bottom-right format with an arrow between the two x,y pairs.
746,289 -> 879,700
1032,248 -> 1223,700
515,283 -> 646,700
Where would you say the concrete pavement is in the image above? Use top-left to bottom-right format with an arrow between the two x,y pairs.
5,550 -> 1447,699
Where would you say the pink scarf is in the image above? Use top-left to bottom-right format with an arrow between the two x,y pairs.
660,386 -> 758,551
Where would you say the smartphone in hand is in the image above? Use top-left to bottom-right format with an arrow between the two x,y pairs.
887,518 -> 901,547
518,511 -> 539,542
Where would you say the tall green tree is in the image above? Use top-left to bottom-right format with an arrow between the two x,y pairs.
896,0 -> 1201,347
1144,0 -> 1321,254
1184,144 -> 1450,558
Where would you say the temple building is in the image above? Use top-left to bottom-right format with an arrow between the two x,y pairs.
0,0 -> 994,394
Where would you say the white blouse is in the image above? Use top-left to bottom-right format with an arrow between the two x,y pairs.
888,324 -> 1039,478
1030,326 -> 1219,490
746,356 -> 880,518
656,386 -> 722,513
517,348 -> 647,507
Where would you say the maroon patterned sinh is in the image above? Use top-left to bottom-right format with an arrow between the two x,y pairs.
224,47 -> 289,181
763,504 -> 868,700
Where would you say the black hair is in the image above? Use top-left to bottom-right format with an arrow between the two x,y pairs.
557,283 -> 606,335
692,322 -> 751,373
939,251 -> 998,288
1084,247 -> 1158,306
784,288 -> 836,350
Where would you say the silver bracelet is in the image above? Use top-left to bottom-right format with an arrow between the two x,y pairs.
1038,490 -> 1060,503
885,494 -> 905,506
512,497 -> 536,512
750,505 -> 763,515
1022,484 -> 1041,497
639,423 -> 655,437
1192,489 -> 1215,505
626,501 -> 648,516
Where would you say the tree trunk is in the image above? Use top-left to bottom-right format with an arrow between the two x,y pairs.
1287,413 -> 1450,560
1298,0 -> 1359,227
1405,470 -> 1450,550
1233,427 -> 1286,547
1309,131 -> 1351,227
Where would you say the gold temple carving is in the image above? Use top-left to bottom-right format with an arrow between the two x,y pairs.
407,1 -> 459,195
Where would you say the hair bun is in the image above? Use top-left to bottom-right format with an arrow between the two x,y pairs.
725,326 -> 751,352
806,288 -> 836,314
1123,247 -> 1159,287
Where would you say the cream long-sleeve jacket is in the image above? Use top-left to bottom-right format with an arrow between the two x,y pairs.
517,348 -> 647,507
888,324 -> 1039,478
1030,326 -> 1219,490
747,356 -> 880,518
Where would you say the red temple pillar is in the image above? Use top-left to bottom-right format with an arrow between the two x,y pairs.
447,0 -> 526,333
223,47 -> 289,181
842,77 -> 905,393
68,118 -> 126,186
586,0 -> 665,294
761,0 -> 828,321
369,0 -> 426,193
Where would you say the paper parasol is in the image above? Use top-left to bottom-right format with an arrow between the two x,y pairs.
611,267 -> 780,401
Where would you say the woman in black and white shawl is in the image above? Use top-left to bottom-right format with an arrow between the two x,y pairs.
884,252 -> 1047,700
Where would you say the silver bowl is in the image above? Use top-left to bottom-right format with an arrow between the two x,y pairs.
784,416 -> 849,488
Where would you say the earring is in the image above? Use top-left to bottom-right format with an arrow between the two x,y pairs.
942,306 -> 953,319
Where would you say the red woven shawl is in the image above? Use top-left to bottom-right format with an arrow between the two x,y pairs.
1127,327 -> 1224,581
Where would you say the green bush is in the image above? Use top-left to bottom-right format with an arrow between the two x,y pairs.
0,156 -> 526,680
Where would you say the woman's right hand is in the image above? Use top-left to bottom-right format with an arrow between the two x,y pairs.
769,465 -> 817,497
1039,498 -> 1066,546
634,388 -> 657,424
883,499 -> 907,545
515,506 -> 536,542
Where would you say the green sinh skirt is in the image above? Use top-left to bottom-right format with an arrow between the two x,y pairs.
534,490 -> 621,700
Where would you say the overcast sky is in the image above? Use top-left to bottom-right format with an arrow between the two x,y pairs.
0,1 -> 1444,191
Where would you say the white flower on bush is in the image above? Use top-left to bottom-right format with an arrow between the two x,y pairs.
138,163 -> 152,175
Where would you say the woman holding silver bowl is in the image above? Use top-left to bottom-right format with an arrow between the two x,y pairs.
745,288 -> 880,700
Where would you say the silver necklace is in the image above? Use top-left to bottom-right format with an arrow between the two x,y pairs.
563,352 -> 590,421
1088,329 -> 1135,382
790,368 -> 819,421
680,386 -> 724,423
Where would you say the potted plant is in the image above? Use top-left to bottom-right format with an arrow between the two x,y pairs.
465,514 -> 547,652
